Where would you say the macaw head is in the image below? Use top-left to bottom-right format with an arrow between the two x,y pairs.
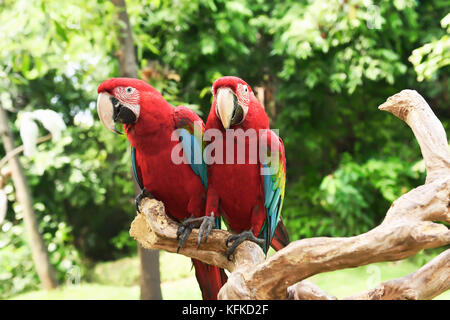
211,76 -> 269,130
96,77 -> 171,135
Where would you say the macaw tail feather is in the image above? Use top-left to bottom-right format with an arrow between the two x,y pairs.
270,219 -> 290,251
192,259 -> 228,300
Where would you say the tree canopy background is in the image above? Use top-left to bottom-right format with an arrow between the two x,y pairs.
0,0 -> 448,298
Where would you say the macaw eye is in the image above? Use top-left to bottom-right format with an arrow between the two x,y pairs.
238,83 -> 248,95
126,87 -> 135,94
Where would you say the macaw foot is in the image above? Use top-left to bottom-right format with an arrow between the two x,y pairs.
135,188 -> 153,213
225,229 -> 265,261
176,214 -> 215,253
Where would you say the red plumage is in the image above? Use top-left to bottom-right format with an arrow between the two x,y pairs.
205,76 -> 289,253
98,78 -> 227,299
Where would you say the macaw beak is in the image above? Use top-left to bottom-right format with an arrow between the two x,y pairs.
216,87 -> 244,129
97,92 -> 138,134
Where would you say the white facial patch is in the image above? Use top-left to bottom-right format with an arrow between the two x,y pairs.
236,83 -> 250,107
114,86 -> 141,119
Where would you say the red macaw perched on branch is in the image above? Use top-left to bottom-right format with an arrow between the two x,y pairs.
204,76 -> 290,259
96,78 -> 226,300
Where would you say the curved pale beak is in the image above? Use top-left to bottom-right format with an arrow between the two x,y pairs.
97,92 -> 121,134
216,87 -> 244,129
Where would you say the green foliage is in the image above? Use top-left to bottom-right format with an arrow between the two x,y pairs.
267,0 -> 419,91
0,216 -> 82,299
22,122 -> 137,259
0,221 -> 37,298
0,0 -> 116,89
316,155 -> 423,236
409,13 -> 450,81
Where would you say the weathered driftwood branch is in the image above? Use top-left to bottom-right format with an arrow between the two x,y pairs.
378,90 -> 450,184
129,90 -> 449,299
130,199 -> 265,273
288,248 -> 450,300
346,249 -> 450,300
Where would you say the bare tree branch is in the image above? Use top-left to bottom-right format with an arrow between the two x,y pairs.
0,134 -> 52,170
346,249 -> 450,300
129,90 -> 450,299
0,134 -> 52,188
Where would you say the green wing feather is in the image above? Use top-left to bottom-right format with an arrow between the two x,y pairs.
260,131 -> 286,253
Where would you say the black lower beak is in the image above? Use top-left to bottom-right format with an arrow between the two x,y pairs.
230,96 -> 244,126
111,97 -> 137,124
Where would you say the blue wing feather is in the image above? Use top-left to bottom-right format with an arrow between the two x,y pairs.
178,128 -> 208,189
178,129 -> 218,228
173,106 -> 220,229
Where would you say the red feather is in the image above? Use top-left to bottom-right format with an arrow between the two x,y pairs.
98,78 -> 227,299
206,76 -> 290,251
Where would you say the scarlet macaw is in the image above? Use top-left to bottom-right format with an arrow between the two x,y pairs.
203,76 -> 289,259
96,78 -> 226,299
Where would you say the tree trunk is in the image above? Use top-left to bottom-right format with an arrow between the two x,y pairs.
138,243 -> 162,299
111,0 -> 162,300
111,0 -> 140,79
0,104 -> 58,289
134,178 -> 162,300
255,81 -> 277,125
